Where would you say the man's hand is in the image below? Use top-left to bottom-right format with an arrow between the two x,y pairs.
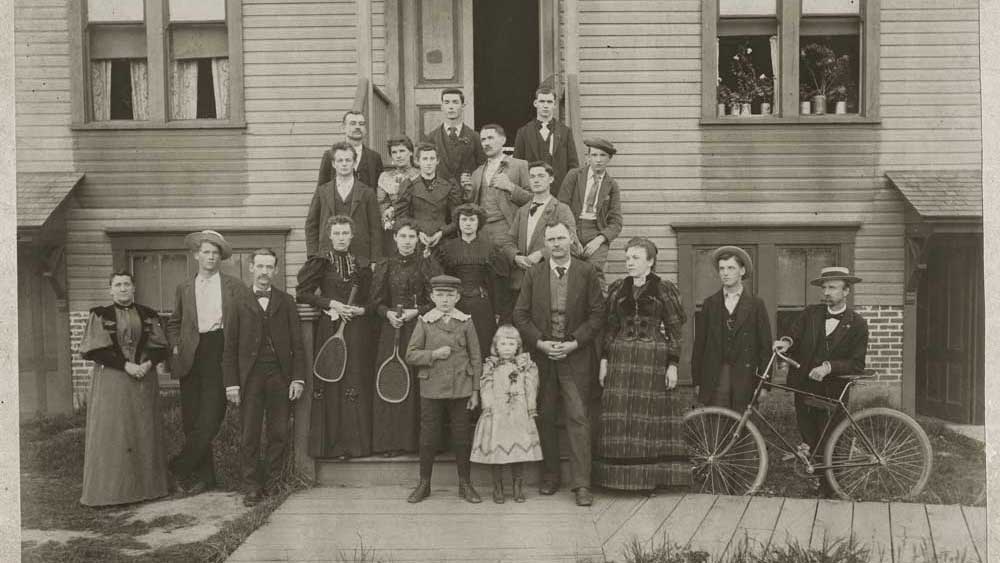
124,361 -> 143,379
427,231 -> 443,248
491,172 -> 515,193
514,255 -> 534,270
431,346 -> 452,361
527,250 -> 543,264
535,340 -> 558,356
665,364 -> 678,390
226,386 -> 240,406
772,339 -> 791,353
289,381 -> 304,401
598,359 -> 608,387
583,235 -> 606,258
386,309 -> 404,329
808,362 -> 832,382
467,392 -> 480,410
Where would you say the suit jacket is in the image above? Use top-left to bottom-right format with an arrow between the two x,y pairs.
782,304 -> 869,390
317,145 -> 384,189
166,272 -> 248,379
558,166 -> 623,244
513,258 -> 605,376
467,155 -> 532,226
691,290 -> 773,405
512,118 -> 579,189
394,175 -> 463,237
499,197 -> 579,289
304,179 -> 382,265
428,123 -> 487,181
222,287 -> 307,391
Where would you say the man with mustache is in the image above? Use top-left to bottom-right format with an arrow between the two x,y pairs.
316,110 -> 384,189
462,124 -> 532,246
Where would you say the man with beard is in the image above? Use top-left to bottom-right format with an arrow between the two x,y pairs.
317,110 -> 384,188
427,88 -> 486,184
222,249 -> 306,506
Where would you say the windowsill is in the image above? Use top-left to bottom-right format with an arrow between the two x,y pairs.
701,114 -> 881,126
72,119 -> 247,131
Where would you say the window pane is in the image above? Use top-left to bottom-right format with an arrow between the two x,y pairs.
717,35 -> 776,116
777,248 -> 807,307
170,25 -> 229,120
170,0 -> 226,22
88,0 -> 143,22
799,32 -> 861,115
131,254 -> 162,310
802,0 -> 860,16
720,0 -> 776,17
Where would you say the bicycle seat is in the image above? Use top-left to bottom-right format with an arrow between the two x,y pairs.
829,369 -> 877,382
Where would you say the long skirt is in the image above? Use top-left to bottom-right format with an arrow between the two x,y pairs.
309,315 -> 374,458
592,337 -> 692,490
371,319 -> 420,453
81,364 -> 168,506
458,293 -> 495,358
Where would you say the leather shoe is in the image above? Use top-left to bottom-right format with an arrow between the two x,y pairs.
575,487 -> 593,507
538,480 -> 560,495
243,489 -> 264,507
407,479 -> 431,503
459,481 -> 482,504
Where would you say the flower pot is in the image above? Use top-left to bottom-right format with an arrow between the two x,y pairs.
800,101 -> 812,115
812,95 -> 827,115
717,103 -> 726,117
834,101 -> 847,115
740,103 -> 752,117
729,104 -> 741,116
760,102 -> 771,115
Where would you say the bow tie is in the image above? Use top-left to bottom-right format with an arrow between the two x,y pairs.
529,202 -> 544,216
555,266 -> 566,278
825,311 -> 845,321
254,290 -> 270,299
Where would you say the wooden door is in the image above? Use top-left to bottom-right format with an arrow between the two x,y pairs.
401,0 -> 475,140
18,248 -> 70,417
916,235 -> 984,424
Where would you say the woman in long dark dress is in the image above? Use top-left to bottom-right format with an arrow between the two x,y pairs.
433,203 -> 510,354
592,237 -> 690,491
79,271 -> 170,506
369,218 -> 441,456
297,215 -> 374,460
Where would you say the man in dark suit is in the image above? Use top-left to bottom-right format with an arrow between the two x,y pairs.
558,137 -> 623,290
463,124 -> 532,246
167,230 -> 250,494
426,88 -> 486,183
222,248 -> 306,506
304,141 -> 382,266
691,246 -> 772,412
773,266 -> 869,496
513,220 -> 604,506
513,87 -> 579,190
316,110 -> 384,188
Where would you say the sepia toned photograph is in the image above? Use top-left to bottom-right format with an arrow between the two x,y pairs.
12,0 -> 990,561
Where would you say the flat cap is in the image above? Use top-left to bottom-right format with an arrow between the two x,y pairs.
429,274 -> 462,290
583,137 -> 617,156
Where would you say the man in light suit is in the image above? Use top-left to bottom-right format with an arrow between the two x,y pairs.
513,87 -> 579,191
513,220 -> 604,506
463,124 -> 532,246
558,137 -> 623,290
427,88 -> 486,183
167,230 -> 250,494
499,161 -> 579,297
222,248 -> 306,506
317,110 -> 384,189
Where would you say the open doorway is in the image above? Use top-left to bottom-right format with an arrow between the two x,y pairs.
472,0 -> 539,145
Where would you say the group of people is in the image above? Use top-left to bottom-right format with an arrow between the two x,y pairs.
77,85 -> 869,510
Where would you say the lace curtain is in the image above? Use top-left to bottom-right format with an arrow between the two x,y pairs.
769,36 -> 779,114
170,60 -> 199,119
212,57 -> 229,120
90,60 -> 112,121
130,60 -> 149,120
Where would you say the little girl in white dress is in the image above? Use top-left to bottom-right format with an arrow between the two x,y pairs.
471,325 -> 543,503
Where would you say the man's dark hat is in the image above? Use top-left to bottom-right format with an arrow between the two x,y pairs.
184,230 -> 233,260
583,137 -> 617,157
810,266 -> 862,287
712,245 -> 753,279
430,274 -> 461,291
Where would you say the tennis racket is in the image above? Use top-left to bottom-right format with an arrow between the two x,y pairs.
313,285 -> 358,383
376,305 -> 411,403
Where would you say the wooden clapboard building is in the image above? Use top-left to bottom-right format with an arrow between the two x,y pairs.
15,0 -> 982,441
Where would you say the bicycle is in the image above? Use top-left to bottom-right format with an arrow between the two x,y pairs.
683,350 -> 933,501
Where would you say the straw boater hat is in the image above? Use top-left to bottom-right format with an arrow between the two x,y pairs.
711,245 -> 753,279
583,137 -> 617,157
810,266 -> 862,287
184,230 -> 232,260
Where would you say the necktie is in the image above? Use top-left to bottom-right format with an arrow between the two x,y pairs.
448,127 -> 459,141
254,290 -> 270,299
825,311 -> 845,321
586,175 -> 602,213
529,202 -> 544,216
539,121 -> 550,141
555,266 -> 566,278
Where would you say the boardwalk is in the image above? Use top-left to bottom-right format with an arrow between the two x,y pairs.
228,486 -> 987,563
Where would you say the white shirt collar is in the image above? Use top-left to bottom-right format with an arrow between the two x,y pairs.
724,285 -> 743,299
549,258 -> 571,273
827,304 -> 847,315
197,271 -> 220,283
587,167 -> 605,183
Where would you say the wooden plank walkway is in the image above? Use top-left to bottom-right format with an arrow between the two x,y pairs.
228,487 -> 987,563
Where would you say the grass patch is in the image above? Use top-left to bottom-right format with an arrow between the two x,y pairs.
21,391 -> 311,562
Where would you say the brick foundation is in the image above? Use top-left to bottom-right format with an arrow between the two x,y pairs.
853,305 -> 903,383
69,310 -> 92,407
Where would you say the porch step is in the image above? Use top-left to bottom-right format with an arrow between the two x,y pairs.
315,454 -> 572,487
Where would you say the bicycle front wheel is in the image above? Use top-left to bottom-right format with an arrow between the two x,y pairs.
824,407 -> 933,501
684,407 -> 768,496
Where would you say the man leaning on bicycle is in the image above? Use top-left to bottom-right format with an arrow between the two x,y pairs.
772,266 -> 870,498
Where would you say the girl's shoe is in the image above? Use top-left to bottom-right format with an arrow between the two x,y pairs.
512,478 -> 525,503
492,478 -> 505,504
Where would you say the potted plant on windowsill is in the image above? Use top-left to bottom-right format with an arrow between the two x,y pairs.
828,80 -> 858,114
800,43 -> 852,116
730,43 -> 760,117
755,74 -> 774,115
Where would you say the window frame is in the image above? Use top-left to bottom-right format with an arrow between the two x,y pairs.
70,0 -> 245,130
701,0 -> 880,125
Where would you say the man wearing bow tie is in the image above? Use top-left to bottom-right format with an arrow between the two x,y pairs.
513,87 -> 579,191
221,249 -> 306,506
773,266 -> 869,496
427,88 -> 486,183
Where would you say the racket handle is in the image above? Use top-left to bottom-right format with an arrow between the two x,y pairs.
346,285 -> 359,306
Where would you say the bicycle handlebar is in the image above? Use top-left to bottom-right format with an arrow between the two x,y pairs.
774,350 -> 801,369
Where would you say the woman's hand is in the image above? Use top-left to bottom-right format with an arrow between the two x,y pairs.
386,310 -> 404,329
665,364 -> 678,390
598,358 -> 608,388
124,361 -> 143,379
467,392 -> 480,410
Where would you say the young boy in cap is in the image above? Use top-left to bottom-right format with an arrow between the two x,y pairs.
404,274 -> 483,503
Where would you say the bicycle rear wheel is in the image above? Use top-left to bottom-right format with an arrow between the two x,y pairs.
823,407 -> 932,501
684,407 -> 768,495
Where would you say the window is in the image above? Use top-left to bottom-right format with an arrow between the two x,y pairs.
703,0 -> 878,122
108,230 -> 290,314
675,225 -> 857,382
72,0 -> 244,128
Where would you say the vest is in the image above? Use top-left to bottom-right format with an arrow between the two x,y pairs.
722,307 -> 740,364
549,267 -> 569,339
255,301 -> 280,368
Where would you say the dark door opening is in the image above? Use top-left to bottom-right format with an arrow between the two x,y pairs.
473,0 -> 539,145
